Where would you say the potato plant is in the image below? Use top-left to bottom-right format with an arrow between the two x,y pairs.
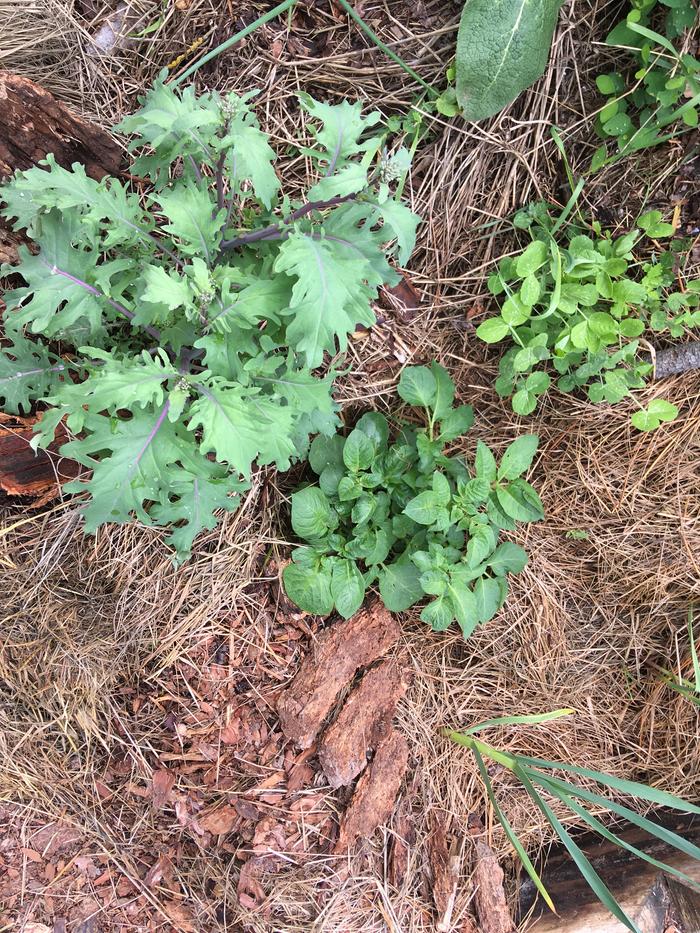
283,363 -> 544,637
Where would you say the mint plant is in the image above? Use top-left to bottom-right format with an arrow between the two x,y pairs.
283,363 -> 543,637
592,0 -> 699,167
476,202 -> 698,427
0,76 -> 419,560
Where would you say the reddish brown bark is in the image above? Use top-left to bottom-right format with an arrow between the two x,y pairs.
334,728 -> 409,853
0,416 -> 80,504
318,658 -> 407,788
428,814 -> 462,932
0,73 -> 122,269
277,601 -> 401,749
473,840 -> 515,933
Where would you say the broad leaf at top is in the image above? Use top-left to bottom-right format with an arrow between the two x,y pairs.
455,0 -> 562,121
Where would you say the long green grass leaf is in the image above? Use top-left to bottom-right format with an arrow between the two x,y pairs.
689,608 -> 700,693
625,21 -> 681,58
664,677 -> 700,707
473,747 -> 556,913
535,775 -> 700,889
514,765 -> 641,933
526,770 -> 700,864
459,709 -> 575,736
513,757 -> 700,814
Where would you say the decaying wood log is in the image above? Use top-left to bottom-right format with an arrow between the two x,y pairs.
277,601 -> 401,749
334,727 -> 409,852
0,72 -> 122,272
0,72 -> 121,182
0,415 -> 80,504
653,342 -> 700,379
389,789 -> 416,889
521,814 -> 700,933
318,658 -> 407,788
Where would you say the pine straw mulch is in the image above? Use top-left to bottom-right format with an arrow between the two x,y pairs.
1,0 -> 700,930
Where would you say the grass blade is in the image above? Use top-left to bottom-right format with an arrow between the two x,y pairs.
526,770 -> 700,864
459,709 -> 575,736
535,775 -> 700,889
513,757 -> 700,814
689,608 -> 700,693
625,21 -> 681,58
664,676 -> 700,707
514,765 -> 641,933
334,0 -> 439,98
472,747 -> 556,913
172,0 -> 298,85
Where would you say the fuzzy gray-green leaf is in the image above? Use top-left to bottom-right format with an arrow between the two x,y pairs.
455,0 -> 562,122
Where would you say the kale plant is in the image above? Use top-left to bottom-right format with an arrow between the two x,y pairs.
592,0 -> 699,167
0,76 -> 419,560
283,363 -> 544,637
476,202 -> 698,427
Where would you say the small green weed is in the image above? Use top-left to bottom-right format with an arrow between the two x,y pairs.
592,0 -> 699,167
476,202 -> 698,427
661,608 -> 700,706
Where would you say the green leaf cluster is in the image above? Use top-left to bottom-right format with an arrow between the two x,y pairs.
476,203 -> 697,428
592,0 -> 699,166
449,711 -> 700,933
282,363 -> 543,637
0,75 -> 419,561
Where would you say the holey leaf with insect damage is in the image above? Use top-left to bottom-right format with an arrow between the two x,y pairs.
0,75 -> 419,561
455,0 -> 563,121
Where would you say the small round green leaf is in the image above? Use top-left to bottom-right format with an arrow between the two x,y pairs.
476,317 -> 510,344
512,389 -> 538,416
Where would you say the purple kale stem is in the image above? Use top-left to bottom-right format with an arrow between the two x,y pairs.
187,154 -> 203,183
219,192 -> 357,252
11,363 -> 66,379
215,151 -> 226,212
129,399 -> 170,479
44,261 -> 163,344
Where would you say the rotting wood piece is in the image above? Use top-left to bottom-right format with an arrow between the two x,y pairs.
318,658 -> 407,788
276,601 -> 401,749
428,813 -> 462,933
334,727 -> 409,853
0,416 -> 80,504
522,814 -> 700,933
0,73 -> 121,181
389,789 -> 416,889
0,73 -> 122,270
473,840 -> 515,933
